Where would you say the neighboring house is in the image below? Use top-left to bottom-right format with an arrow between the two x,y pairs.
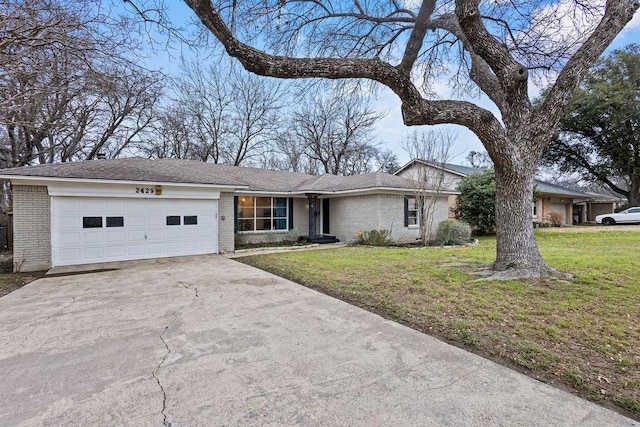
0,157 -> 454,272
583,191 -> 626,221
395,159 -> 592,226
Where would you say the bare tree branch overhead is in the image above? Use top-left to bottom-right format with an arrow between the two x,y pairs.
173,0 -> 638,279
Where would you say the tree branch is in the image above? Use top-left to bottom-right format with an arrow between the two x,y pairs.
183,0 -> 501,146
398,0 -> 436,74
537,0 -> 640,144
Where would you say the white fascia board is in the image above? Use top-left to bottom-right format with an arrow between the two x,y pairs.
394,159 -> 468,178
2,175 -> 246,191
234,190 -> 307,197
304,187 -> 460,197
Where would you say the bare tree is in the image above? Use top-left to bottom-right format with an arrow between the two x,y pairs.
173,0 -> 638,278
293,91 -> 384,175
402,129 -> 456,245
465,150 -> 493,169
0,0 -> 163,167
148,58 -> 286,166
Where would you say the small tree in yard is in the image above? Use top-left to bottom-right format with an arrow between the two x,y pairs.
402,129 -> 455,246
455,171 -> 496,236
160,0 -> 638,279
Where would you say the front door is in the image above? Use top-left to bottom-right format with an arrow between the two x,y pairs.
322,199 -> 330,235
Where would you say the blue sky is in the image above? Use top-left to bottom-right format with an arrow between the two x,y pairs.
132,2 -> 640,166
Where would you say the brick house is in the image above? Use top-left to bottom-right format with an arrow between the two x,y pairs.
395,159 -> 592,225
1,158 -> 455,272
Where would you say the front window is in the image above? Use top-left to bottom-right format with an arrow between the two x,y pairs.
407,197 -> 419,226
238,196 -> 288,232
532,202 -> 538,217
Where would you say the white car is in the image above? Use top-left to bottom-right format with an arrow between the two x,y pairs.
595,207 -> 640,225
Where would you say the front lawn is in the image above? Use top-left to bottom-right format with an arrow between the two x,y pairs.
240,227 -> 640,419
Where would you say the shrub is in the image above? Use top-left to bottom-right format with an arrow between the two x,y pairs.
436,219 -> 471,246
454,170 -> 496,235
545,211 -> 563,227
357,229 -> 393,246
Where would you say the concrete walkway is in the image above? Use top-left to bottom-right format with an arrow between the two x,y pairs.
0,255 -> 635,426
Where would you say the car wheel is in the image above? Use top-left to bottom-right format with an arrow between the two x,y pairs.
602,217 -> 615,226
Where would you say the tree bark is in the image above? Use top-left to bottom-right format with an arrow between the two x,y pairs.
492,161 -> 557,278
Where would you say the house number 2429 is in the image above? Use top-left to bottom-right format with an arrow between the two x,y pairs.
135,187 -> 154,194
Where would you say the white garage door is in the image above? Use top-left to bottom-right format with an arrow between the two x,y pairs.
51,197 -> 218,266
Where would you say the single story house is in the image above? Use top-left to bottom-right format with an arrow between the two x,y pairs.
0,157 -> 455,272
394,159 -> 592,225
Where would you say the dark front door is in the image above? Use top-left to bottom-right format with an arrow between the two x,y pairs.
322,199 -> 330,235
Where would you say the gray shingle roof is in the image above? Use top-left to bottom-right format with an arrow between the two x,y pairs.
0,157 -> 242,187
534,180 -> 589,197
295,171 -> 419,193
0,157 -> 421,194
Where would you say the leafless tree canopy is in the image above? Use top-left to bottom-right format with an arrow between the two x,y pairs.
291,91 -> 384,175
0,0 -> 163,167
143,58 -> 286,166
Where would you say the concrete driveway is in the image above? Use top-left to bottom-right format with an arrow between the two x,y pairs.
0,256 -> 635,426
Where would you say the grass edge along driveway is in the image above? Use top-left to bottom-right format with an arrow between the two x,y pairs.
240,227 -> 640,420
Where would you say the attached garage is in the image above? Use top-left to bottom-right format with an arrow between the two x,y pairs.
51,197 -> 218,266
0,157 -> 243,272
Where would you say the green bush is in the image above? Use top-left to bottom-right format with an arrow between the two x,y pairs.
357,229 -> 393,246
436,219 -> 471,246
454,170 -> 496,235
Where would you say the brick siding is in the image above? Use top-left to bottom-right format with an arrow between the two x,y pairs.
218,192 -> 235,253
13,185 -> 51,272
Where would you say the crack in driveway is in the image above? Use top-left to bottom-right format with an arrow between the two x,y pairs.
153,325 -> 172,426
152,281 -> 200,426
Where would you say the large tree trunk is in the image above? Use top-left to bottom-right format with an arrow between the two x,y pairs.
490,150 -> 563,279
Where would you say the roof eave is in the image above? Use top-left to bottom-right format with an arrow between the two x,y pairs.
0,175 -> 248,190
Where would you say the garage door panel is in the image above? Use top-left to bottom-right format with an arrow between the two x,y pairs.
106,246 -> 126,257
106,231 -> 126,243
52,197 -> 218,267
59,232 -> 81,245
126,245 -> 146,256
83,247 -> 104,260
105,200 -> 125,214
147,243 -> 165,254
82,232 -> 104,244
81,200 -> 104,214
127,230 -> 146,242
58,248 -> 81,263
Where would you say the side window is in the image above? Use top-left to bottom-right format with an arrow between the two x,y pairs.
106,217 -> 124,227
166,216 -> 181,226
184,216 -> 197,225
82,217 -> 103,228
628,208 -> 640,214
407,197 -> 419,226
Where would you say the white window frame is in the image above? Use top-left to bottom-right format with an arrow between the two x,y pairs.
407,197 -> 420,228
238,196 -> 289,233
